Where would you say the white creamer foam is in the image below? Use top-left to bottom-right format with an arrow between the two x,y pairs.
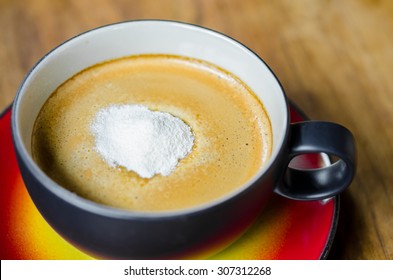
91,104 -> 194,178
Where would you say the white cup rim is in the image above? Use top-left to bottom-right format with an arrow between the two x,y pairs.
12,20 -> 289,218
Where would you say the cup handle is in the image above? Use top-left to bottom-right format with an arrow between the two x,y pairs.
274,121 -> 356,200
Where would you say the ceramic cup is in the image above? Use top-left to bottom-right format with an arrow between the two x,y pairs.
11,20 -> 356,259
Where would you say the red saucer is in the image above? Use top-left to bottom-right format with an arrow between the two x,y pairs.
0,103 -> 338,260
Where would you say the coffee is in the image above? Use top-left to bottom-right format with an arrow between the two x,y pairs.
31,55 -> 272,211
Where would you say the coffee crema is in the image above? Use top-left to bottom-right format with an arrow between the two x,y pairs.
32,55 -> 272,211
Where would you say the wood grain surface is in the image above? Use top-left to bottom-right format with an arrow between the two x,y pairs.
0,0 -> 392,260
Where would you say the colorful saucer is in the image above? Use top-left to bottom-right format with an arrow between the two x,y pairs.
0,103 -> 338,260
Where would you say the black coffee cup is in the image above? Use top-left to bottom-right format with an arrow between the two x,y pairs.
11,20 -> 356,259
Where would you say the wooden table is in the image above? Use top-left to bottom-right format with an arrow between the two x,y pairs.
1,0 -> 392,260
